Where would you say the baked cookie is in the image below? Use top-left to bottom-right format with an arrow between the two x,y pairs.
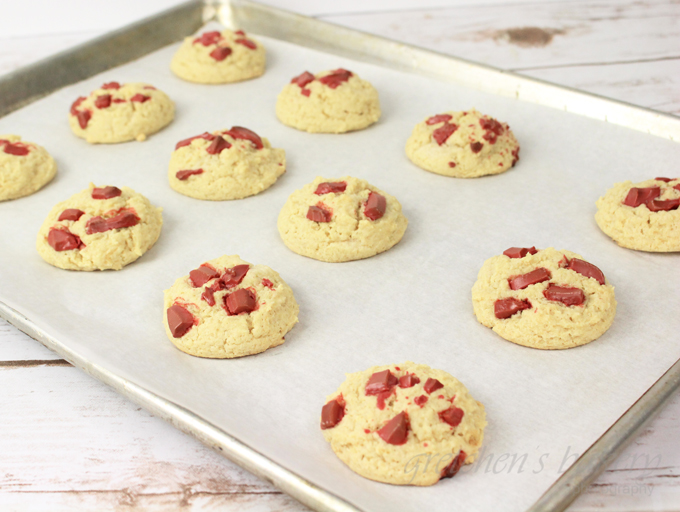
320,362 -> 486,486
471,247 -> 616,349
36,184 -> 163,271
0,135 -> 56,201
168,126 -> 285,200
163,255 -> 299,358
275,69 -> 380,133
68,82 -> 175,143
405,109 -> 520,178
277,176 -> 407,262
595,177 -> 680,252
170,29 -> 265,84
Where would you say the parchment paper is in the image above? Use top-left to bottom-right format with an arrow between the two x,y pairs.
1,23 -> 679,512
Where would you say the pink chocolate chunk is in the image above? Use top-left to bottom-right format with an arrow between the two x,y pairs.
622,186 -> 660,207
423,378 -> 443,394
58,209 -> 85,222
494,298 -> 531,319
167,304 -> 195,338
503,247 -> 537,258
365,370 -> 398,396
377,411 -> 409,445
189,265 -> 220,288
314,182 -> 347,195
193,31 -> 223,46
91,186 -> 121,199
210,46 -> 232,61
508,268 -> 551,290
176,169 -> 204,180
440,451 -> 466,479
426,114 -> 453,125
439,406 -> 465,427
566,258 -> 605,285
320,397 -> 345,430
432,123 -> 457,145
47,228 -> 84,252
224,126 -> 263,149
318,69 -> 352,89
364,192 -> 386,221
307,204 -> 332,223
543,284 -> 585,306
175,132 -> 215,150
225,288 -> 257,315
85,210 -> 139,234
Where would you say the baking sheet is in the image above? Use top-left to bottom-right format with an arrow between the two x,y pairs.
1,20 -> 679,512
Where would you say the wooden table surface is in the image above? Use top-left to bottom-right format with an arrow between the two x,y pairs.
1,1 -> 678,510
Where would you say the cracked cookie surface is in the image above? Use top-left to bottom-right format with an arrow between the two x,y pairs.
320,362 -> 486,486
277,176 -> 407,262
405,109 -> 519,178
595,178 -> 680,252
163,255 -> 299,358
0,135 -> 56,201
472,247 -> 616,349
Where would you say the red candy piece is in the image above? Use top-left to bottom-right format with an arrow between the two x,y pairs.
414,395 -> 428,407
291,71 -> 315,88
235,30 -> 245,36
201,287 -> 216,306
318,68 -> 352,89
647,198 -> 680,212
301,89 -> 311,97
543,284 -> 585,306
314,181 -> 347,195
206,135 -> 231,154
655,177 -> 673,182
321,397 -> 345,430
92,186 -> 121,199
503,246 -> 538,258
225,288 -> 257,315
480,117 -> 504,144
432,123 -> 457,146
622,186 -> 660,207
424,378 -> 444,394
366,370 -> 398,396
566,258 -> 605,285
130,94 -> 150,103
440,450 -> 466,479
85,210 -> 139,234
193,31 -> 223,46
378,412 -> 409,445
376,388 -> 395,410
210,46 -> 232,61
175,132 -> 215,150
426,114 -> 453,125
70,97 -> 86,116
235,38 -> 257,49
101,82 -> 121,90
508,268 -> 551,290
77,110 -> 91,129
364,192 -> 386,221
439,406 -> 465,427
167,304 -> 195,338
224,126 -> 263,149
221,264 -> 250,289
176,169 -> 204,180
190,265 -> 220,287
262,278 -> 274,289
47,228 -> 84,252
1,142 -> 30,156
307,204 -> 332,223
94,94 -> 111,109
399,374 -> 420,388
494,298 -> 531,319
58,209 -> 85,222
470,141 -> 484,153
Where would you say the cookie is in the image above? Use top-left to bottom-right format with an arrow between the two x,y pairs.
36,184 -> 163,271
320,362 -> 486,486
170,29 -> 265,84
68,82 -> 175,143
471,247 -> 616,349
405,109 -> 520,178
163,255 -> 299,358
277,176 -> 407,262
275,69 -> 380,133
168,126 -> 285,200
0,135 -> 56,201
595,177 -> 680,252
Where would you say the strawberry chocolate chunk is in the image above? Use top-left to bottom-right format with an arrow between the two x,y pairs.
70,97 -> 86,116
48,228 -> 84,251
480,117 -> 504,144
413,395 -> 428,407
543,284 -> 585,306
494,298 -> 531,319
423,378 -> 444,394
291,71 -> 315,88
210,46 -> 232,61
190,265 -> 220,287
101,82 -> 121,90
508,268 -> 551,290
130,93 -> 150,103
175,132 -> 216,150
439,406 -> 464,427
58,209 -> 85,222
378,411 -> 409,445
224,126 -> 263,149
85,210 -> 139,234
426,114 -> 453,125
318,69 -> 352,89
315,182 -> 347,195
1,141 -> 30,156
470,141 -> 484,153
221,264 -> 250,289
176,169 -> 204,181
225,288 -> 257,315
235,38 -> 257,49
321,396 -> 345,430
440,450 -> 466,479
194,31 -> 223,46
167,304 -> 195,338
364,192 -> 386,221
432,123 -> 457,146
206,135 -> 231,155
76,110 -> 92,129
655,177 -> 673,182
365,370 -> 398,395
566,258 -> 605,285
647,198 -> 680,212
503,246 -> 538,258
94,94 -> 112,109
399,374 -> 420,388
622,186 -> 660,207
307,204 -> 332,223
91,186 -> 122,199
201,287 -> 216,306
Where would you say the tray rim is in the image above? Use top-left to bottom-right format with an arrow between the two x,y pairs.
1,1 -> 679,511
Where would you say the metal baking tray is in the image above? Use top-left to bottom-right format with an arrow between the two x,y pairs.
1,1 -> 679,511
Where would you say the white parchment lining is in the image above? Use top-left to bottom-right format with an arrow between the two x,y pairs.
1,24 -> 679,512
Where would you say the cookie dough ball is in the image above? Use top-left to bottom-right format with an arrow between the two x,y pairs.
275,69 -> 380,133
405,109 -> 520,178
320,362 -> 486,486
36,183 -> 163,271
168,126 -> 285,200
170,29 -> 265,84
278,176 -> 407,262
472,247 -> 616,349
68,81 -> 175,143
595,177 -> 680,252
0,135 -> 56,201
163,255 -> 299,358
